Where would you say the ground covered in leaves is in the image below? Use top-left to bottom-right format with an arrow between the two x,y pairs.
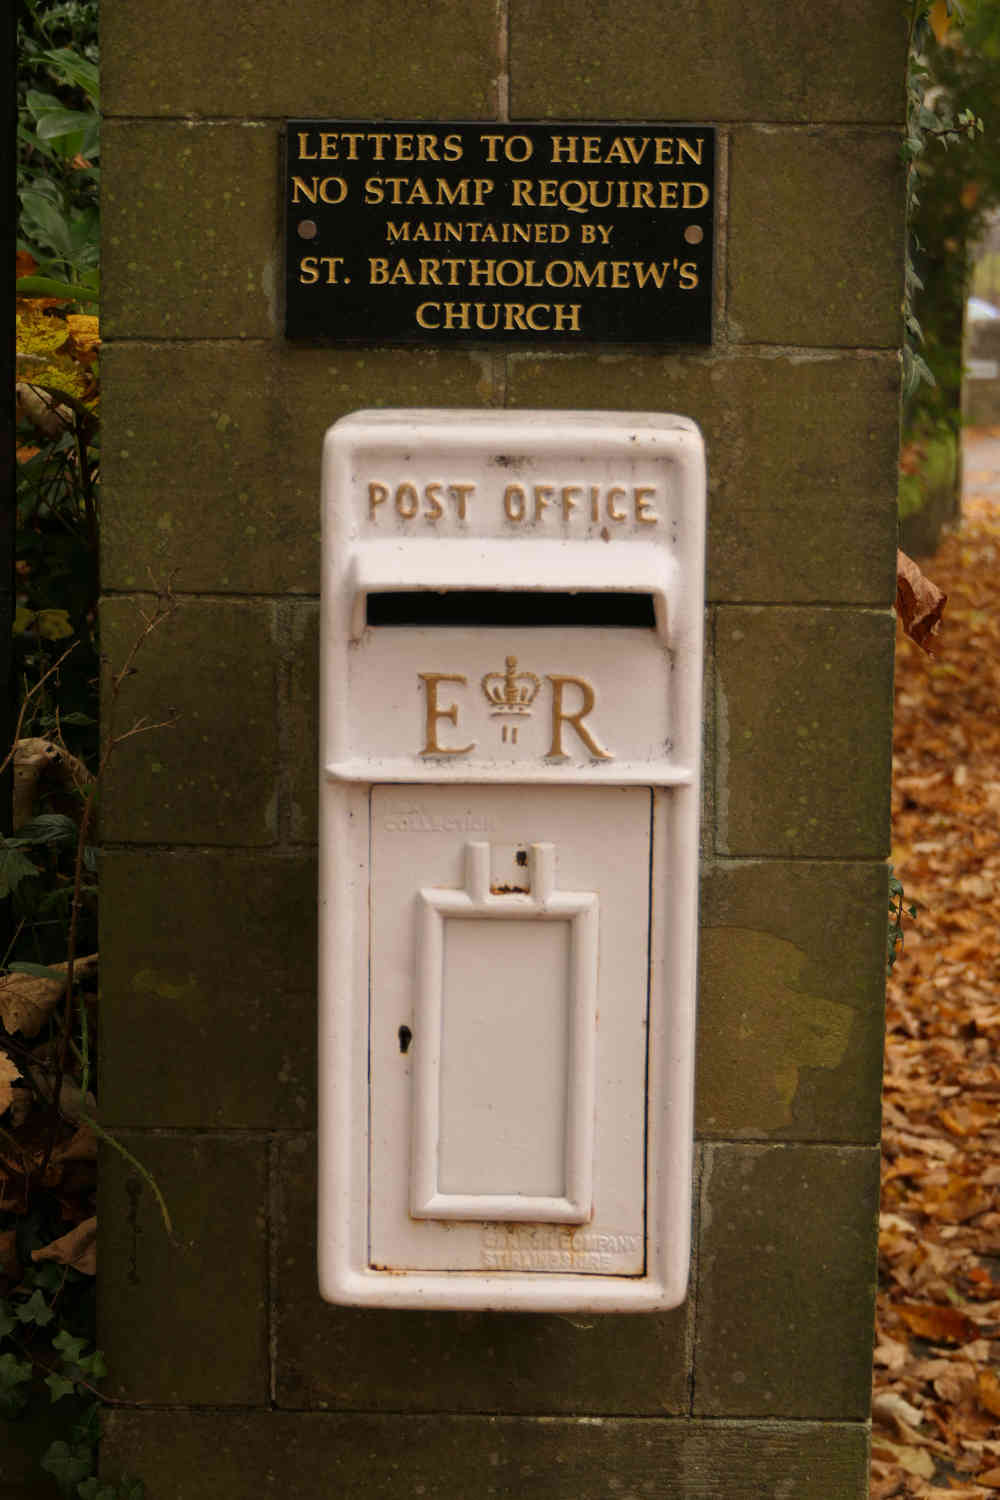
873,432 -> 1000,1496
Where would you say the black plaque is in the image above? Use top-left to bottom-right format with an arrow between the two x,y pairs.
284,122 -> 714,345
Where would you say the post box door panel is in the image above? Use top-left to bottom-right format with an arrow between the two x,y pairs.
369,784 -> 650,1275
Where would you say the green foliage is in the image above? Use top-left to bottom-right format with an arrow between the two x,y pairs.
17,1 -> 100,294
903,0 -> 1000,437
7,12 -> 154,1499
888,866 -> 919,973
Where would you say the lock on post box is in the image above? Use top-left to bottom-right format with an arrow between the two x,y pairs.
319,409 -> 705,1312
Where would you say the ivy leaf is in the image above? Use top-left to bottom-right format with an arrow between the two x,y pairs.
15,1287 -> 54,1326
77,1348 -> 107,1379
0,845 -> 40,898
70,1400 -> 101,1447
29,1261 -> 65,1293
52,1328 -> 88,1365
0,1352 -> 33,1415
45,1371 -> 79,1402
8,813 -> 79,847
41,1440 -> 94,1496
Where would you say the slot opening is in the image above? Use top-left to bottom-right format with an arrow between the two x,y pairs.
366,590 -> 656,629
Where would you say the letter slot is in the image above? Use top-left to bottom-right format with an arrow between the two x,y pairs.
319,409 -> 704,1311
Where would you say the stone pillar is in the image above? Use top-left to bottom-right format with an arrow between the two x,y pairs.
99,4 -> 904,1493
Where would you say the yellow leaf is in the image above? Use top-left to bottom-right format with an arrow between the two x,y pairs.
14,608 -> 75,641
34,609 -> 74,641
930,0 -> 952,41
65,313 -> 100,357
0,1054 -> 22,1114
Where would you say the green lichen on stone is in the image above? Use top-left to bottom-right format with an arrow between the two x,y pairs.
698,926 -> 852,1131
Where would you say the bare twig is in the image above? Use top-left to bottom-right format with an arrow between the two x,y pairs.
0,642 -> 79,782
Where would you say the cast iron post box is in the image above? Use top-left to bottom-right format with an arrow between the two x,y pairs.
319,409 -> 705,1311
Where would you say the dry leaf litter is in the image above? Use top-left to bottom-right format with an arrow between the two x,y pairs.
874,430 -> 1000,1498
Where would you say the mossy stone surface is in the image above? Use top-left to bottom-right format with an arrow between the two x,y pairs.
103,122 -> 279,341
714,605 -> 894,857
103,0 -> 497,118
728,128 -> 904,348
102,1409 -> 871,1497
694,1143 -> 879,1418
100,597 -> 279,846
98,1134 -> 269,1405
286,603 -> 319,842
509,0 -> 905,124
697,860 -> 887,1142
100,850 -> 316,1129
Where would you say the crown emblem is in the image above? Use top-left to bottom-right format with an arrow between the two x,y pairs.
481,656 -> 541,716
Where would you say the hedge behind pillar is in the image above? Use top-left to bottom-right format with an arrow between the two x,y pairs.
99,3 -> 903,1494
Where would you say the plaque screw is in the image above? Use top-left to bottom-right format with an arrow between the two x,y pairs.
684,225 -> 703,245
297,219 -> 318,240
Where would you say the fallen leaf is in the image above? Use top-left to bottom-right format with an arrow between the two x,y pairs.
0,1054 -> 22,1113
873,1390 -> 927,1428
13,737 -> 94,829
875,1334 -> 911,1371
0,970 -> 65,1039
31,1216 -> 97,1276
871,1440 -> 936,1479
978,1369 -> 1000,1419
896,550 -> 948,652
894,1301 -> 980,1344
52,1126 -> 97,1163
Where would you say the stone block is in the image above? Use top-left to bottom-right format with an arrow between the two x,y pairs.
275,1136 -> 691,1413
694,1142 -> 879,1418
98,1134 -> 268,1404
697,860 -> 887,1141
102,0 -> 497,118
101,342 -> 494,595
507,352 -> 899,605
728,128 -> 904,348
100,597 -> 279,846
509,0 -> 905,124
286,603 -> 319,842
714,605 -> 894,857
102,1410 -> 871,1497
103,122 -> 279,340
100,342 -> 309,595
100,850 -> 316,1129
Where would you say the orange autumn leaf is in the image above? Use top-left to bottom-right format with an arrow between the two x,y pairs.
978,1369 -> 1000,1420
893,1302 -> 979,1344
896,550 -> 948,653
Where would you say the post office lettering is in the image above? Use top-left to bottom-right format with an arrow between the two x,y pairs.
367,481 -> 475,523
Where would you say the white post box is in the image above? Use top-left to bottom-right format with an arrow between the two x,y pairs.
318,409 -> 704,1312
